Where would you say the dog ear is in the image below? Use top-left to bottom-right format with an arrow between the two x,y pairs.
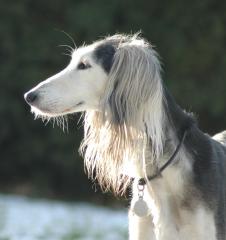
104,44 -> 162,126
108,80 -> 125,124
94,43 -> 116,73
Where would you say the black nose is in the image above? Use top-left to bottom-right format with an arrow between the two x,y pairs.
24,91 -> 38,104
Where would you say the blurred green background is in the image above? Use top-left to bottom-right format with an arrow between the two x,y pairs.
1,0 -> 226,203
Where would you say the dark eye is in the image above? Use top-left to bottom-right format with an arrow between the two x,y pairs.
77,61 -> 91,70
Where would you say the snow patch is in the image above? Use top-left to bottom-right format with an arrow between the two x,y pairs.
0,194 -> 128,240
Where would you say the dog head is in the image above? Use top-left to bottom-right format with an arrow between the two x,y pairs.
24,42 -> 115,117
24,34 -> 161,123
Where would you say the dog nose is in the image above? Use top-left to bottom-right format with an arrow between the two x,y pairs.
24,91 -> 38,104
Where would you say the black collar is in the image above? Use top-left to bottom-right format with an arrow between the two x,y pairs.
138,128 -> 188,185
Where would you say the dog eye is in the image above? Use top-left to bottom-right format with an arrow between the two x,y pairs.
77,61 -> 91,70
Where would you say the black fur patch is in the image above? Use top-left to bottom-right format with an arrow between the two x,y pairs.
93,43 -> 116,73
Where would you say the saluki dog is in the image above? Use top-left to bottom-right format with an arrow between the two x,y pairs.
24,34 -> 226,240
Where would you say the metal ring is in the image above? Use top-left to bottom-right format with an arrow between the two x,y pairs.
138,190 -> 144,198
137,184 -> 144,191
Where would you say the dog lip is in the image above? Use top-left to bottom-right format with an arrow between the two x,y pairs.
76,101 -> 84,106
30,101 -> 85,117
62,102 -> 85,113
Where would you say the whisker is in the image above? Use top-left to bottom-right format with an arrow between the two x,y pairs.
56,29 -> 77,50
58,44 -> 74,52
62,52 -> 73,57
77,112 -> 84,126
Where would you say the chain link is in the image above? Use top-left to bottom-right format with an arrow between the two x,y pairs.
137,182 -> 145,199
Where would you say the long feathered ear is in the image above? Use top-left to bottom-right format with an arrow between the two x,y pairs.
103,39 -> 163,128
81,35 -> 165,195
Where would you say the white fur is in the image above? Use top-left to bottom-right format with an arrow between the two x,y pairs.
24,34 -> 218,240
25,44 -> 108,117
213,131 -> 226,146
130,161 -> 217,240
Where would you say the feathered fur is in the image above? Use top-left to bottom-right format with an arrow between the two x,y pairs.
81,34 -> 164,194
24,33 -> 226,240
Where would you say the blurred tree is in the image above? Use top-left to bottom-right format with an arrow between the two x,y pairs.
0,0 -> 225,201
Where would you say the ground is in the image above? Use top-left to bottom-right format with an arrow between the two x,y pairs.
0,194 -> 127,240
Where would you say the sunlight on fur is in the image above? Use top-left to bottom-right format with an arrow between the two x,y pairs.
24,32 -> 226,239
26,33 -> 165,195
80,34 -> 164,195
32,108 -> 69,132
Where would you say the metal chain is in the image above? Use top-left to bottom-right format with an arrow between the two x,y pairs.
137,183 -> 145,199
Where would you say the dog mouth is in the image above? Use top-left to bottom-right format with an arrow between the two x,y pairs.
75,101 -> 84,107
30,101 -> 85,117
